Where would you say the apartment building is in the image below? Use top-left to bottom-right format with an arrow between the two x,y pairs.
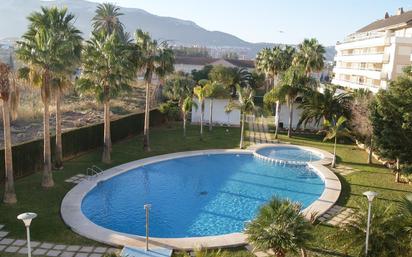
332,8 -> 412,93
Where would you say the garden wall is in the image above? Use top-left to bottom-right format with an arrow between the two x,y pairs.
0,110 -> 164,181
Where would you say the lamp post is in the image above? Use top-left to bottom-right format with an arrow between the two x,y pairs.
363,191 -> 378,257
17,212 -> 37,257
143,204 -> 151,251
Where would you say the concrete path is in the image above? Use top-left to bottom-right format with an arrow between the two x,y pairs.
246,116 -> 275,144
317,205 -> 355,226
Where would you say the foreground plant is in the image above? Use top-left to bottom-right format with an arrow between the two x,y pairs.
245,197 -> 313,257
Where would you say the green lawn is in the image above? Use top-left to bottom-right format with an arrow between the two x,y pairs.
1,124 -> 411,257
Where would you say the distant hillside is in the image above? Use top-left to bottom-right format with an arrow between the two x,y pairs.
0,0 -> 336,60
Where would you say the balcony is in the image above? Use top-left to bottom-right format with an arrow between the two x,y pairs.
331,78 -> 382,93
336,36 -> 391,51
334,53 -> 389,63
333,67 -> 385,80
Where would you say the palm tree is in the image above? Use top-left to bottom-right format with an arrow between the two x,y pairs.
77,31 -> 134,163
92,3 -> 125,38
245,197 -> 313,257
135,29 -> 175,151
319,115 -> 351,168
400,195 -> 412,243
193,85 -> 208,139
49,9 -> 82,169
294,38 -> 325,76
227,85 -> 255,149
298,86 -> 352,128
181,96 -> 198,137
16,7 -> 79,187
0,62 -> 18,204
162,74 -> 195,117
264,66 -> 316,138
204,81 -> 229,131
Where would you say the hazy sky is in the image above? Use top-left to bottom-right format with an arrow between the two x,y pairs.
85,0 -> 412,46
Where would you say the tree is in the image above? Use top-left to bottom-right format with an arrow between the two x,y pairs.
162,74 -> 195,116
16,7 -> 80,187
92,3 -> 125,38
298,85 -> 352,128
293,38 -> 325,76
245,197 -> 313,257
208,65 -> 251,96
193,85 -> 208,139
191,65 -> 213,82
319,115 -> 351,168
181,96 -> 198,137
135,29 -> 175,151
203,81 -> 229,131
0,62 -> 18,204
264,66 -> 316,138
400,195 -> 412,244
77,29 -> 134,163
333,200 -> 409,257
349,89 -> 374,164
370,66 -> 412,182
226,85 -> 255,149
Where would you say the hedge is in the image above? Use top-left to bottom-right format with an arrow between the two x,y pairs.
0,109 -> 164,181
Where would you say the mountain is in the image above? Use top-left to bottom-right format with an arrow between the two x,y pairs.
0,0 -> 336,60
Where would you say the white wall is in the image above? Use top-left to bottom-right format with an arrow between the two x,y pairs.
191,98 -> 241,126
275,103 -> 321,130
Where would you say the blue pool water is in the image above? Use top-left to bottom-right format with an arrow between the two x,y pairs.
256,146 -> 322,162
82,153 -> 324,238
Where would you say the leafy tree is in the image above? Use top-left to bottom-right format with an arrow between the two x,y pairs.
193,85 -> 208,139
162,74 -> 195,116
209,65 -> 251,96
227,85 -> 255,149
319,115 -> 351,168
293,38 -> 325,76
203,81 -> 229,131
77,30 -> 134,163
298,85 -> 352,128
245,197 -> 313,257
181,96 -> 198,137
159,101 -> 179,123
191,65 -> 213,82
370,67 -> 412,182
0,62 -> 19,204
135,29 -> 175,151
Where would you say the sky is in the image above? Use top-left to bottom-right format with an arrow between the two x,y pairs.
85,0 -> 412,46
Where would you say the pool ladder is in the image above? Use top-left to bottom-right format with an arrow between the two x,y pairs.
86,165 -> 104,180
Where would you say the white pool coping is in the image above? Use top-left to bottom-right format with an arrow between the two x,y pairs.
61,145 -> 340,250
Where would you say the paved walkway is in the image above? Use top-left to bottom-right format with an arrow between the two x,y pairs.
247,116 -> 275,144
317,205 -> 355,226
332,165 -> 359,176
0,224 -> 119,257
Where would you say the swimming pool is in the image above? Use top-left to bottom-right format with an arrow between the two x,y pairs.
256,145 -> 322,163
81,153 -> 324,238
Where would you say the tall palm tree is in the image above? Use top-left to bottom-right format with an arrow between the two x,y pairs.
0,62 -> 19,204
193,85 -> 208,139
48,9 -> 82,169
16,7 -> 78,187
265,66 -> 316,138
294,38 -> 325,76
319,115 -> 351,168
77,31 -> 134,163
245,197 -> 313,257
135,29 -> 175,151
181,96 -> 198,137
298,86 -> 352,128
227,85 -> 255,149
92,3 -> 125,38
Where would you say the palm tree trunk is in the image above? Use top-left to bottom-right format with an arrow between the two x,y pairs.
240,112 -> 245,149
209,98 -> 213,131
200,100 -> 203,139
332,136 -> 337,168
274,100 -> 280,139
2,98 -> 16,203
54,89 -> 63,169
143,76 -> 152,151
395,158 -> 400,183
42,95 -> 54,188
367,137 -> 373,164
183,112 -> 186,137
102,95 -> 111,164
300,248 -> 308,257
287,101 -> 293,138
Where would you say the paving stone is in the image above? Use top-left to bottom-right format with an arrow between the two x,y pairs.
18,247 -> 30,254
0,238 -> 14,245
89,254 -> 102,257
40,243 -> 55,249
5,246 -> 19,253
61,252 -> 75,257
0,231 -> 9,238
47,250 -> 62,256
318,217 -> 326,222
79,246 -> 94,253
31,241 -> 41,247
0,245 -> 6,251
106,248 -> 119,254
66,245 -> 81,252
12,239 -> 27,246
75,253 -> 89,257
93,247 -> 107,253
0,224 -> 4,230
33,248 -> 48,256
323,213 -> 331,218
54,244 -> 67,250
328,220 -> 339,226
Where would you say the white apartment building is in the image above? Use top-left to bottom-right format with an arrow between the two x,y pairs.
332,8 -> 412,93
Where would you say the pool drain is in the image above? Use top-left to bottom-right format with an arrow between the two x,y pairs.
199,191 -> 208,196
